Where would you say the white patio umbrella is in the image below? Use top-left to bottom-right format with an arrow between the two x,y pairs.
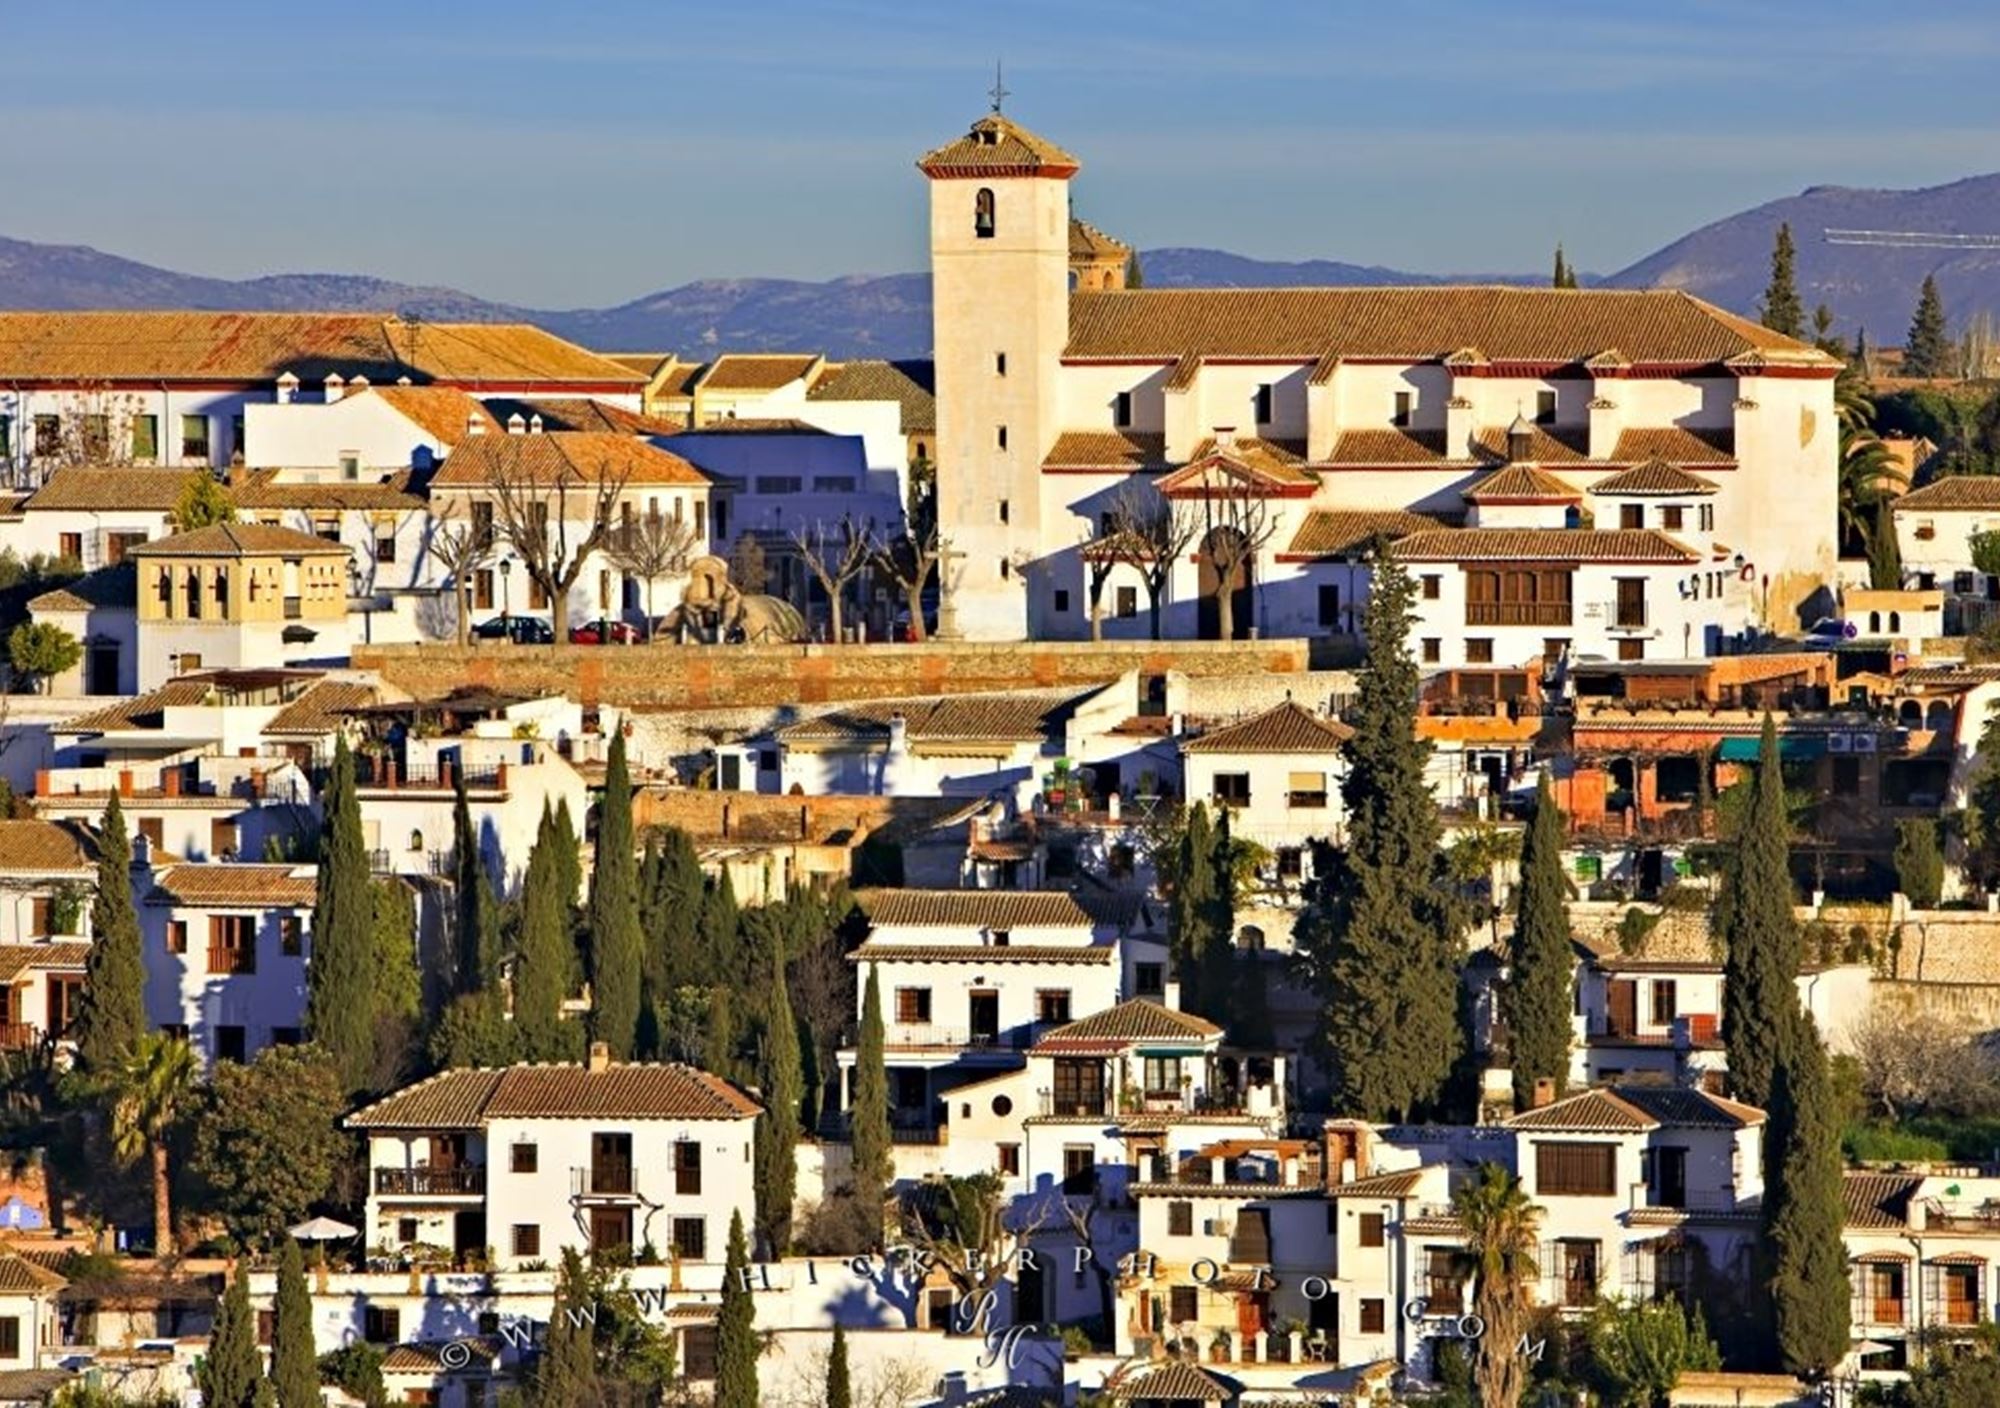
288,1216 -> 359,1242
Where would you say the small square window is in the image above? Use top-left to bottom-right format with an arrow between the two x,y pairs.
511,1224 -> 540,1257
1361,1299 -> 1386,1333
1466,638 -> 1494,664
1660,505 -> 1684,531
511,1142 -> 538,1174
1392,392 -> 1413,428
398,1218 -> 419,1245
1421,574 -> 1441,600
1360,1213 -> 1385,1247
1421,638 -> 1441,664
1053,589 -> 1070,612
1116,586 -> 1137,619
997,1143 -> 1021,1176
1254,383 -> 1273,426
996,425 -> 1008,451
1535,390 -> 1556,425
1114,391 -> 1133,428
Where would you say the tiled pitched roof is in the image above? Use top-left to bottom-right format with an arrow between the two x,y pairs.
655,361 -> 705,396
128,522 -> 349,558
59,678 -> 214,732
0,313 -> 643,385
1390,528 -> 1699,564
1042,431 -> 1171,471
777,689 -> 1088,746
1506,1087 -> 1657,1132
1472,425 -> 1591,464
22,467 -> 207,512
1894,476 -> 2000,511
229,469 -> 424,512
430,432 -> 709,488
1062,287 -> 1825,365
381,1339 -> 502,1372
1319,429 -> 1457,466
1464,463 -> 1582,502
806,359 -> 936,433
856,890 -> 1094,930
1032,998 -> 1222,1054
1591,460 -> 1720,497
1183,700 -> 1354,754
1283,509 -> 1447,559
361,386 -> 500,443
0,1247 -> 66,1294
0,944 -> 92,981
477,398 -> 684,436
27,561 -> 136,614
1614,1085 -> 1765,1129
846,943 -> 1113,965
1069,219 -> 1130,258
1611,426 -> 1736,465
917,114 -> 1080,177
1331,1168 -> 1427,1198
263,680 -> 377,736
605,353 -> 671,378
669,417 -> 829,435
1158,437 -> 1316,494
1103,1360 -> 1230,1401
347,1062 -> 760,1128
147,864 -> 317,909
698,354 -> 819,392
0,1368 -> 73,1399
1844,1171 -> 1920,1230
0,822 -> 91,874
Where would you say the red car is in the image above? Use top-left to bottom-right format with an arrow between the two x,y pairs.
569,619 -> 642,645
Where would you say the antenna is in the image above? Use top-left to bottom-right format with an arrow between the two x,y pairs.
989,60 -> 1009,114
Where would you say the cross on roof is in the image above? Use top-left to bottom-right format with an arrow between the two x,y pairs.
989,60 -> 1009,114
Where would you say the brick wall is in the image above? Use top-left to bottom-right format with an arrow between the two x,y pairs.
349,639 -> 1310,711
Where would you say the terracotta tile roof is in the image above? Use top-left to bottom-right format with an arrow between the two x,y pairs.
1031,998 -> 1221,1054
430,432 -> 709,488
230,469 -> 425,512
59,678 -> 216,732
1319,428 -> 1456,466
1062,287 -> 1824,365
1042,430 -> 1171,471
1591,460 -> 1719,497
128,522 -> 349,558
1611,426 -> 1736,465
147,864 -> 317,909
1845,1171 -> 1920,1230
777,688 -> 1088,746
1888,917 -> 2000,984
1183,700 -> 1353,754
1472,425 -> 1591,464
917,114 -> 1080,178
605,353 -> 672,378
1390,528 -> 1699,564
1332,1168 -> 1427,1198
1614,1086 -> 1765,1129
0,822 -> 92,874
1505,1087 -> 1657,1132
1103,1360 -> 1230,1401
1894,476 -> 2000,511
1158,438 -> 1317,494
27,561 -> 136,614
698,354 -> 820,392
1464,463 -> 1583,502
381,1339 -> 502,1372
1283,509 -> 1446,559
360,386 -> 500,443
0,313 -> 644,385
264,680 -> 378,736
847,943 -> 1113,965
347,1061 -> 760,1128
22,467 -> 207,512
672,417 -> 829,435
478,398 -> 685,436
655,361 -> 705,397
1163,354 -> 1205,392
0,1368 -> 73,1399
0,944 -> 92,982
856,889 -> 1095,930
1069,218 -> 1130,258
807,359 -> 936,433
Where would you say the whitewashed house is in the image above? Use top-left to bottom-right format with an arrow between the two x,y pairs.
139,861 -> 317,1066
1892,476 -> 2000,598
1179,700 -> 1352,857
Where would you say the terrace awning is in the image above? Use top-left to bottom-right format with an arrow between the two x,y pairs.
1716,735 -> 1826,763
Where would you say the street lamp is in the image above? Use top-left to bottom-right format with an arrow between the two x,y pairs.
499,558 -> 512,616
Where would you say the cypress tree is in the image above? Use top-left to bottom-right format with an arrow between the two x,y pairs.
308,736 -> 380,1093
1760,222 -> 1803,337
1552,244 -> 1578,289
550,798 -> 583,912
270,1238 -> 318,1408
644,826 -> 704,994
1173,805 -> 1216,1005
1765,1018 -> 1851,1377
588,732 -> 644,1057
700,870 -> 741,982
1294,555 -> 1464,1120
753,933 -> 803,1258
825,1322 -> 852,1408
200,1261 -> 259,1408
1721,716 -> 1802,1111
1123,251 -> 1143,290
715,1210 -> 759,1408
1503,773 -> 1574,1106
849,966 -> 891,1247
450,773 -> 500,996
536,1248 -> 598,1407
1195,808 -> 1239,1027
1905,274 -> 1950,378
1868,495 -> 1902,590
514,816 -> 575,1062
76,793 -> 146,1072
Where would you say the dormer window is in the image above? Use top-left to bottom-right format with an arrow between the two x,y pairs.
975,188 -> 996,239
991,930 -> 1010,948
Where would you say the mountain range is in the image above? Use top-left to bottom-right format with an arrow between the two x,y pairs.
4,172 -> 1999,358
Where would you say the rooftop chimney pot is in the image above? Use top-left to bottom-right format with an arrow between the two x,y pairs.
587,1041 -> 612,1073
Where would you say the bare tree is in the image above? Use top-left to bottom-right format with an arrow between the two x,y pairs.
607,510 -> 700,635
49,382 -> 147,473
895,1173 -> 1049,1326
423,503 -> 491,648
1194,469 -> 1279,642
1849,1005 -> 1998,1120
483,442 -> 630,638
791,516 -> 871,643
868,524 -> 941,643
1104,484 -> 1197,641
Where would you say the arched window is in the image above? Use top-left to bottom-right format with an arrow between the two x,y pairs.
1889,611 -> 1901,633
1900,699 -> 1923,726
974,187 -> 996,239
409,829 -> 424,852
1869,611 -> 1881,633
1927,699 -> 1954,732
186,569 -> 203,620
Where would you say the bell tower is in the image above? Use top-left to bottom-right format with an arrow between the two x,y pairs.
918,98 -> 1078,641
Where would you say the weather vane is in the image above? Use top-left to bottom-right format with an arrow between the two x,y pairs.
989,60 -> 1009,114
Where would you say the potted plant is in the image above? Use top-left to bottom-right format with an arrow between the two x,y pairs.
1208,1328 -> 1231,1363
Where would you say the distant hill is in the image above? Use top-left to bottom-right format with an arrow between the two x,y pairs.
1603,173 -> 2000,341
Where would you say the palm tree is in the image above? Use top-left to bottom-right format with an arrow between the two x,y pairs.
1835,372 -> 1902,557
109,1033 -> 198,1256
1452,1162 -> 1543,1408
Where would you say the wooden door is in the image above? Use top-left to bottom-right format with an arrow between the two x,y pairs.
1607,979 -> 1638,1038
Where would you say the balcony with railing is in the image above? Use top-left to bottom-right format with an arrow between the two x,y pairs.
1465,601 -> 1573,627
1039,1090 -> 1108,1119
0,1023 -> 38,1051
584,1160 -> 634,1196
374,1166 -> 485,1197
881,1024 -> 1036,1053
206,947 -> 256,977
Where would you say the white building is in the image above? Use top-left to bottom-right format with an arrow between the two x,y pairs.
1179,700 -> 1352,857
138,861 -> 316,1066
347,1048 -> 761,1271
1891,475 -> 2000,597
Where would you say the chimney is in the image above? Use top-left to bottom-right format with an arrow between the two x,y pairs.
118,770 -> 134,799
587,1041 -> 612,1073
161,768 -> 181,799
1107,791 -> 1121,821
1213,425 -> 1237,451
1532,1077 -> 1555,1109
529,414 -> 544,435
348,375 -> 371,394
275,371 -> 299,405
1505,411 -> 1535,464
465,413 -> 487,437
507,413 -> 527,435
1444,396 -> 1475,457
395,375 -> 414,386
1162,979 -> 1181,1010
323,373 -> 346,404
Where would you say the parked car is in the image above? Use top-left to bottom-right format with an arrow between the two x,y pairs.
471,614 -> 555,645
570,618 -> 642,645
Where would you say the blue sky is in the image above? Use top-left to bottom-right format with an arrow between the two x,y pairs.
8,1 -> 2000,306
